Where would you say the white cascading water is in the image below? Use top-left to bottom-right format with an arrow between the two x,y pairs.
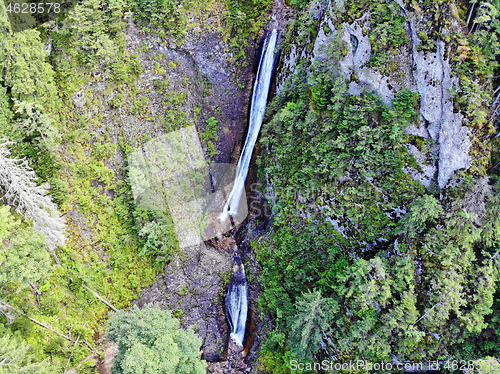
225,263 -> 248,347
223,29 -> 278,348
219,29 -> 278,222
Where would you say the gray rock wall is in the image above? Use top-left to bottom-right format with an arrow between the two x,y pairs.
276,0 -> 472,189
134,243 -> 232,362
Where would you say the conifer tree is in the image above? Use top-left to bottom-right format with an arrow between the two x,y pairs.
289,290 -> 338,362
0,205 -> 53,290
0,333 -> 51,374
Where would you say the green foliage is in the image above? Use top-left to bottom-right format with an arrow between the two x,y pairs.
255,217 -> 344,366
288,290 -> 338,362
129,96 -> 150,115
110,93 -> 125,108
48,177 -> 69,207
206,141 -> 217,158
399,194 -> 443,239
131,0 -> 186,40
0,86 -> 13,129
163,90 -> 187,107
0,25 -> 62,182
12,101 -> 59,150
200,117 -> 218,142
134,209 -> 178,266
108,306 -> 206,374
288,0 -> 310,10
56,0 -> 126,69
367,0 -> 409,67
200,117 -> 219,158
0,27 -> 58,112
153,79 -> 171,92
111,54 -> 144,83
0,334 -> 51,374
332,256 -> 423,361
39,297 -> 60,316
450,0 -> 500,174
0,207 -> 53,292
262,45 -> 422,245
224,0 -> 271,64
256,19 -> 500,367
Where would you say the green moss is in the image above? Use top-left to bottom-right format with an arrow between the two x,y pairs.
129,96 -> 150,115
109,93 -> 125,108
177,285 -> 188,296
153,79 -> 170,92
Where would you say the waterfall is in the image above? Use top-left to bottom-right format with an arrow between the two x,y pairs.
225,262 -> 248,347
223,29 -> 278,349
219,29 -> 278,222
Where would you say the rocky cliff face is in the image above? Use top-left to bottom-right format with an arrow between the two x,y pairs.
123,13 -> 257,364
276,0 -> 472,189
134,242 -> 232,362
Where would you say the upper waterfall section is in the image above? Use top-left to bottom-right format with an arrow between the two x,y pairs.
219,29 -> 279,222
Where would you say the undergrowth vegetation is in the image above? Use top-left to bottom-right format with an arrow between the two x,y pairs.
5,0 -> 500,371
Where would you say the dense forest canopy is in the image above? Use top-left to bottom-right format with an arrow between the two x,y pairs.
0,0 -> 500,373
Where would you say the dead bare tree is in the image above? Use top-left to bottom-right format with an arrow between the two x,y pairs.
0,139 -> 66,264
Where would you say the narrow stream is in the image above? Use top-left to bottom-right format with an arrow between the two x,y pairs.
222,29 -> 278,349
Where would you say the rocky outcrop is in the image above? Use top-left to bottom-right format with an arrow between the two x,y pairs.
394,0 -> 471,188
276,0 -> 472,189
134,242 -> 232,362
207,340 -> 250,374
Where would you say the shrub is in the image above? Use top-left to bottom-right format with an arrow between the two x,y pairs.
110,93 -> 125,108
48,177 -> 69,206
108,306 -> 206,374
39,297 -> 60,316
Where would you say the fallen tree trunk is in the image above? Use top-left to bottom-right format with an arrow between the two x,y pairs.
82,284 -> 118,312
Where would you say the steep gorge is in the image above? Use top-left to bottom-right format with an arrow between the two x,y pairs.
1,0 -> 498,372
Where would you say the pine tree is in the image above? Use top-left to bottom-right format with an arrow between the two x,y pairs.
0,13 -> 58,112
12,101 -> 60,151
400,194 -> 443,239
0,333 -> 51,373
288,290 -> 338,362
0,140 -> 66,263
0,205 -> 53,290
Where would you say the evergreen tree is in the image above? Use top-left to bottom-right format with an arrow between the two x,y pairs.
399,194 -> 443,240
0,10 -> 58,112
0,333 -> 51,374
289,290 -> 337,362
0,205 -> 53,291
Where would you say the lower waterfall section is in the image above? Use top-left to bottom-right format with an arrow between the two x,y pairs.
225,259 -> 248,347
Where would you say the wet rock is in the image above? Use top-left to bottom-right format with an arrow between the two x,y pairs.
207,339 -> 250,374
